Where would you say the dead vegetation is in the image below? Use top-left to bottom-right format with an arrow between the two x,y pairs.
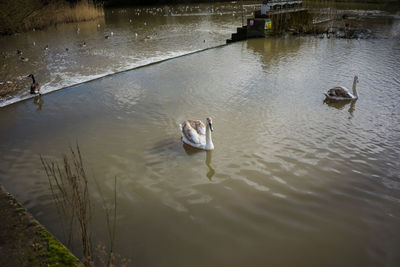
0,0 -> 103,35
41,145 -> 93,265
41,144 -> 130,266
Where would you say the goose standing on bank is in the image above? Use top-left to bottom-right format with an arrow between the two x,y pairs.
28,74 -> 41,94
179,117 -> 214,150
325,75 -> 359,101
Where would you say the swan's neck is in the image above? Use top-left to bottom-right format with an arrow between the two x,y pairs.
352,78 -> 358,97
31,75 -> 36,84
205,124 -> 214,150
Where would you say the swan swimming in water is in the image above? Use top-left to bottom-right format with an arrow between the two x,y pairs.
325,75 -> 359,101
179,117 -> 214,150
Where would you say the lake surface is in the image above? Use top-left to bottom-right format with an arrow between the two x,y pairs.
1,2 -> 400,267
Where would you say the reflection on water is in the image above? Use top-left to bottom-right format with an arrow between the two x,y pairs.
182,144 -> 215,180
205,150 -> 215,180
33,95 -> 44,111
324,98 -> 356,118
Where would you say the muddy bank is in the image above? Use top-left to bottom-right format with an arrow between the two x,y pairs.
0,0 -> 103,35
0,184 -> 81,266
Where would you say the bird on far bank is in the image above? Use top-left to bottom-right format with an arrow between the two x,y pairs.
325,75 -> 359,101
28,74 -> 40,95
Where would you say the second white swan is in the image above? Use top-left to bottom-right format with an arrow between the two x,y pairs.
325,75 -> 359,101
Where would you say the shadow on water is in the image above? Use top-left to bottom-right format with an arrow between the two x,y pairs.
182,144 -> 215,180
148,137 -> 183,156
182,143 -> 202,156
324,98 -> 356,118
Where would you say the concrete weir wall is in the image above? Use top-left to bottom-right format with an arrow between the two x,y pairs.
0,184 -> 81,266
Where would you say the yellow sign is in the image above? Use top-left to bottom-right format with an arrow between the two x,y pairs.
265,19 -> 272,31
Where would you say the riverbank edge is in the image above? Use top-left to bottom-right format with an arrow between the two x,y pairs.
0,184 -> 82,266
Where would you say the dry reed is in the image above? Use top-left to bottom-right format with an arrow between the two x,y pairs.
0,0 -> 104,35
41,144 -> 93,266
41,144 -> 128,266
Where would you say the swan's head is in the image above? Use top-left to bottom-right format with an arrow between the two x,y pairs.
206,117 -> 214,132
28,74 -> 33,78
354,75 -> 359,83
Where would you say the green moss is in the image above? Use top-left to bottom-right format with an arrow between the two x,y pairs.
37,230 -> 80,266
16,207 -> 25,213
28,221 -> 39,227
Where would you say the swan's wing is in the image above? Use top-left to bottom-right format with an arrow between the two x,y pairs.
181,120 -> 205,145
187,129 -> 200,144
187,120 -> 206,135
328,86 -> 352,98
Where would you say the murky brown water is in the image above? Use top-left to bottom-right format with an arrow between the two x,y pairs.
1,2 -> 400,267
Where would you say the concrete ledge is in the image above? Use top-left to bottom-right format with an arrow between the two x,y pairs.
0,184 -> 82,266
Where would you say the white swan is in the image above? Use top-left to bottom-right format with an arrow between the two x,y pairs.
325,75 -> 359,101
179,117 -> 214,150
